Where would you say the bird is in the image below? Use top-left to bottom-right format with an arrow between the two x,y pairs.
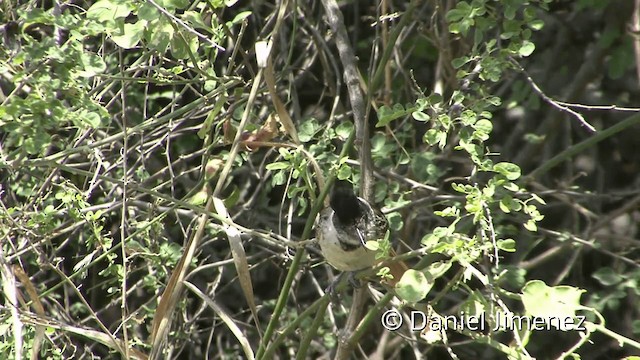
316,179 -> 389,272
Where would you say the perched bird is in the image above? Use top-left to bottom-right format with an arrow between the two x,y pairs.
317,179 -> 389,272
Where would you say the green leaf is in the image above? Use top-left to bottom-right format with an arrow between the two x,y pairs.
423,129 -> 438,145
412,110 -> 430,121
395,269 -> 431,303
229,11 -> 252,25
171,32 -> 199,59
592,267 -> 623,286
364,240 -> 380,251
499,196 -> 521,213
336,165 -> 352,179
87,0 -> 131,23
529,19 -> 544,31
189,187 -> 209,205
530,193 -> 546,205
147,20 -> 175,53
138,3 -> 159,21
376,103 -> 409,127
387,212 -> 403,232
522,280 -> 585,318
473,119 -> 493,140
434,206 -> 459,217
497,239 -> 516,252
277,147 -> 290,159
446,2 -> 471,22
335,121 -> 353,139
524,220 -> 537,231
79,111 -> 102,128
157,0 -> 190,9
452,56 -> 470,69
182,11 -> 210,31
503,182 -> 520,192
298,118 -> 320,143
111,21 -> 145,49
272,171 -> 286,185
266,162 -> 289,171
78,52 -> 106,77
519,40 -> 536,57
493,162 -> 521,180
411,152 -> 441,183
425,261 -> 452,279
427,93 -> 443,105
487,97 -> 502,106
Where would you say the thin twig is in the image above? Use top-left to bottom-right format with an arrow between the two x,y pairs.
147,0 -> 225,51
511,58 -> 596,133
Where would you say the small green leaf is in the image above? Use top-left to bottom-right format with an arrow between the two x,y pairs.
530,193 -> 546,205
503,182 -> 520,192
364,240 -> 379,251
524,220 -> 537,231
138,3 -> 159,21
497,239 -> 516,252
425,261 -> 452,279
522,280 -> 585,318
493,162 -> 521,180
519,40 -> 536,57
395,269 -> 431,303
190,187 -> 209,205
387,212 -> 403,231
198,93 -> 227,139
229,11 -> 252,25
78,52 -> 106,77
452,56 -> 470,69
427,93 -> 443,105
474,119 -> 493,134
147,20 -> 174,53
500,196 -> 522,213
266,162 -> 289,171
335,121 -> 353,138
182,11 -> 210,31
423,129 -> 438,145
272,171 -> 286,185
529,19 -> 544,31
161,0 -> 190,9
434,206 -> 459,217
337,165 -> 352,179
111,21 -> 145,49
171,32 -> 198,59
87,0 -> 131,22
81,111 -> 102,128
412,110 -> 430,121
592,267 -> 623,286
376,103 -> 408,127
446,9 -> 466,23
298,118 -> 320,142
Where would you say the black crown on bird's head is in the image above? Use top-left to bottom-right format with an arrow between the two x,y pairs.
328,179 -> 388,243
329,179 -> 364,226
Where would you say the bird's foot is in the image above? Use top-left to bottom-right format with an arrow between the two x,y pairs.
346,271 -> 362,288
325,272 -> 345,302
325,271 -> 366,301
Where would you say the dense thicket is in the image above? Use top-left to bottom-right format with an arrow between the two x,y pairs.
1,0 -> 639,359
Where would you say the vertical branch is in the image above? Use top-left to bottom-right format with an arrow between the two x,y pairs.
319,2 -> 374,359
381,0 -> 392,106
320,0 -> 374,201
633,0 -> 640,84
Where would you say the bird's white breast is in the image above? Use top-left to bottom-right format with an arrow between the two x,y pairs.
317,208 -> 377,271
